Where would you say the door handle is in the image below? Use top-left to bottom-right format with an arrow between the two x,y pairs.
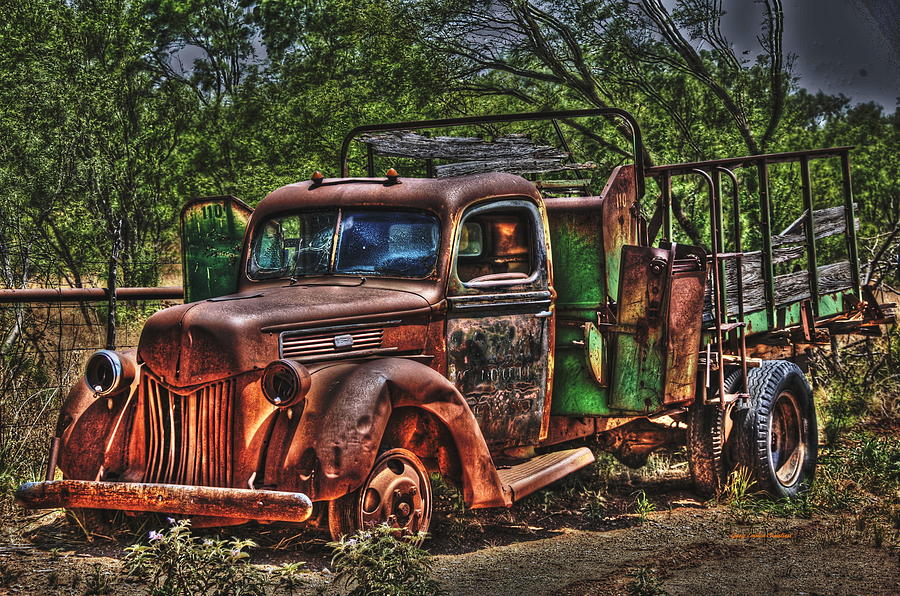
534,310 -> 553,318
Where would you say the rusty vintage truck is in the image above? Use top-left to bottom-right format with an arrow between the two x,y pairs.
16,109 -> 891,539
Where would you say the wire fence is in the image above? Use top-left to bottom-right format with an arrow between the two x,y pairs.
0,255 -> 182,482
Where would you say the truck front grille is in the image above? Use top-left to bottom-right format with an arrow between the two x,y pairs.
280,326 -> 384,361
142,374 -> 234,487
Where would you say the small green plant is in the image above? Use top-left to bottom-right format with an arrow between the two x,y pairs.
626,566 -> 666,596
124,519 -> 266,595
83,563 -> 113,595
579,487 -> 607,521
633,490 -> 656,522
328,525 -> 440,596
273,561 -> 308,595
430,473 -> 466,516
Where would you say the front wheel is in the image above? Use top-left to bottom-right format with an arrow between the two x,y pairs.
328,448 -> 432,540
737,360 -> 818,498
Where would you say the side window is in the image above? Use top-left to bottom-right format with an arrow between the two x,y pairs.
454,200 -> 544,289
255,220 -> 287,271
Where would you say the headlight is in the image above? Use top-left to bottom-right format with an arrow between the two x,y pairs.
85,350 -> 135,396
261,359 -> 311,407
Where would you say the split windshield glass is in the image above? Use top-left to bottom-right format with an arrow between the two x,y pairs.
249,209 -> 440,279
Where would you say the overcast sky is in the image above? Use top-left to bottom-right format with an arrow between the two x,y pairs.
720,0 -> 899,109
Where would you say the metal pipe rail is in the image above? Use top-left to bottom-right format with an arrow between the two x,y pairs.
0,286 -> 183,303
647,146 -> 861,332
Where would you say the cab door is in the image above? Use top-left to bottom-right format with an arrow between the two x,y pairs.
180,196 -> 253,303
445,199 -> 554,449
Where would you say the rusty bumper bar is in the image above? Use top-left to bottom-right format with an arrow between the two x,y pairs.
15,481 -> 313,523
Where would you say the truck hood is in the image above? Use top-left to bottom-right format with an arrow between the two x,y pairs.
137,282 -> 431,387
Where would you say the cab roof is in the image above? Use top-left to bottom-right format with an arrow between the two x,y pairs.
250,172 -> 543,226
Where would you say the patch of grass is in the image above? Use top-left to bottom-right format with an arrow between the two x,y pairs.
819,386 -> 873,445
633,490 -> 656,522
328,524 -> 440,596
756,494 -> 814,519
626,566 -> 667,596
720,466 -> 759,523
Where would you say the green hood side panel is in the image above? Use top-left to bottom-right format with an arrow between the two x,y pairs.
181,196 -> 253,303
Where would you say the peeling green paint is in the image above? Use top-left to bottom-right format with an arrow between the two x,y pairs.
181,197 -> 253,303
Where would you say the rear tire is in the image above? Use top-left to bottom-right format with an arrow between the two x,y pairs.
687,369 -> 742,497
687,401 -> 727,497
328,448 -> 432,541
738,360 -> 817,498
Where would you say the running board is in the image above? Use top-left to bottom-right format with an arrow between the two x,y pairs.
496,447 -> 595,502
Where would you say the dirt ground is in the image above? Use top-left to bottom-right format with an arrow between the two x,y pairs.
1,466 -> 896,596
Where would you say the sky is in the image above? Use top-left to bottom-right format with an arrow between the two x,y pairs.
720,0 -> 899,109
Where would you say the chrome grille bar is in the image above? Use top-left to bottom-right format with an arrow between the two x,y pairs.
280,326 -> 385,360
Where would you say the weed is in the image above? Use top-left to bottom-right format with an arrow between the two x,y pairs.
328,525 -> 440,596
274,561 -> 308,595
430,473 -> 466,516
124,518 -> 267,595
580,488 -> 608,521
626,566 -> 666,596
756,494 -> 814,519
720,467 -> 758,524
633,490 -> 656,522
83,563 -> 112,595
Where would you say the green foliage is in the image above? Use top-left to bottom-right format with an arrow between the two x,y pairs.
123,519 -> 267,596
273,561 -> 309,596
721,466 -> 757,508
579,487 -> 608,521
626,567 -> 667,596
632,490 -> 656,522
328,525 -> 440,596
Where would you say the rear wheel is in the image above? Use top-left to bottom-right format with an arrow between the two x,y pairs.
328,448 -> 432,540
687,369 -> 742,497
738,360 -> 817,498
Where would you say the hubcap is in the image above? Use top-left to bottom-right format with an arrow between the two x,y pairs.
357,450 -> 431,534
768,390 -> 806,487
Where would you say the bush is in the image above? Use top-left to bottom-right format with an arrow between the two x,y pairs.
123,519 -> 267,596
329,525 -> 440,596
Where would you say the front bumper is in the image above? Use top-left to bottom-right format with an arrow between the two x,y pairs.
15,480 -> 313,523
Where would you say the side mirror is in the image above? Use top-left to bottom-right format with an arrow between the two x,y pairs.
180,196 -> 253,303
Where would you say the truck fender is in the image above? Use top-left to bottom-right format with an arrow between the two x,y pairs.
55,351 -> 140,481
271,358 -> 509,508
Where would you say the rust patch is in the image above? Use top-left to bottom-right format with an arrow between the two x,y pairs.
447,313 -> 548,448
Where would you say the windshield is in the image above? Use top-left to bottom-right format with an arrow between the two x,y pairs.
249,209 -> 440,279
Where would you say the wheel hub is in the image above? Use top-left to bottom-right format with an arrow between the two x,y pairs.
357,451 -> 431,534
769,390 -> 806,487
